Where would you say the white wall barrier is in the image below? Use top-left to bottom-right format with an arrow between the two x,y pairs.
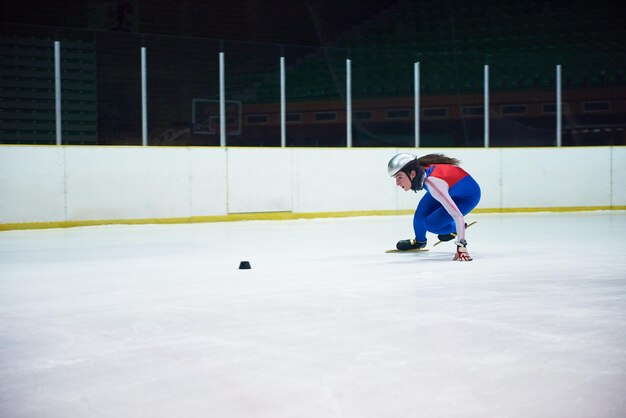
1,146 -> 624,226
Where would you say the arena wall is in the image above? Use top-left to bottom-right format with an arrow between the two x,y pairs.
0,145 -> 624,229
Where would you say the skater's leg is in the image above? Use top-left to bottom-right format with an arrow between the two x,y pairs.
412,194 -> 440,241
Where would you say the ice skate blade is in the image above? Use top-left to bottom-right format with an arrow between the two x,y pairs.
385,248 -> 429,253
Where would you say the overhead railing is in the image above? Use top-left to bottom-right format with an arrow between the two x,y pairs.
42,44 -> 573,148
1,31 -> 622,148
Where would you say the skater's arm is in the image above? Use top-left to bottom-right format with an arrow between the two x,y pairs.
424,177 -> 466,241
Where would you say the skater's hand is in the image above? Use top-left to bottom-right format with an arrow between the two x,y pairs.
453,239 -> 473,261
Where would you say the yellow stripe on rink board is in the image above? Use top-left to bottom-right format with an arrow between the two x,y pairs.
1,206 -> 625,232
0,210 -> 412,231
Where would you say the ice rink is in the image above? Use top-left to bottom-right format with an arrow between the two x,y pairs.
1,211 -> 625,418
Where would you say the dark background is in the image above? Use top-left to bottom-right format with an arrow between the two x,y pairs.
1,0 -> 625,147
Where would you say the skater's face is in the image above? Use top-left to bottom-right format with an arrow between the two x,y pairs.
394,171 -> 414,191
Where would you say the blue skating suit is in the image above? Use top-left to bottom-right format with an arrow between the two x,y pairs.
413,164 -> 481,242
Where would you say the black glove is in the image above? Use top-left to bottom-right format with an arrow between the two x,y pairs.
396,238 -> 427,251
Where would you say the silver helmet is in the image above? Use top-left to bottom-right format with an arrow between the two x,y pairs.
388,153 -> 417,177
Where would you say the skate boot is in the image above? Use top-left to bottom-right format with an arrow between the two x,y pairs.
437,232 -> 457,242
437,223 -> 468,242
396,238 -> 427,251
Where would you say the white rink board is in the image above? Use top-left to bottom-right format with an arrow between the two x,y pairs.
0,146 -> 66,223
294,148 -> 397,212
612,147 -> 626,206
65,147 -> 192,220
226,148 -> 292,213
501,147 -> 611,208
0,145 -> 624,224
189,147 -> 228,217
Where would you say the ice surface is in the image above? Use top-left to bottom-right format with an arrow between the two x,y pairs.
1,211 -> 625,418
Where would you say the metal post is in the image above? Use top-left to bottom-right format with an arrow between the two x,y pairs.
484,64 -> 489,148
141,47 -> 148,146
556,64 -> 562,147
54,41 -> 62,145
414,62 -> 420,147
346,59 -> 352,147
280,56 -> 286,147
219,52 -> 226,147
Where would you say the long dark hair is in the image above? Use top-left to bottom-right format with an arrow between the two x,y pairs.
417,153 -> 460,166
